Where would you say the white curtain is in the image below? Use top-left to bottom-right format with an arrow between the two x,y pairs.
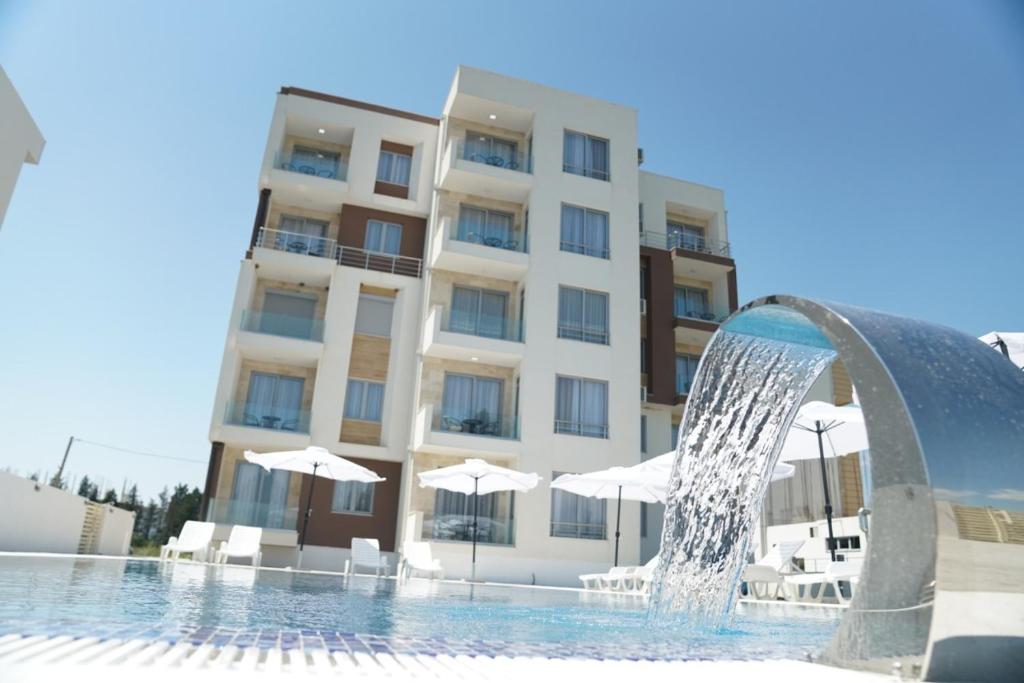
560,205 -> 585,252
392,153 -> 411,185
563,132 -> 586,173
555,376 -> 581,433
674,286 -> 709,317
583,291 -> 608,343
478,291 -> 507,339
558,286 -> 584,340
364,382 -> 384,421
231,462 -> 290,527
676,355 -> 699,394
472,378 -> 501,422
432,489 -> 505,543
458,206 -> 487,241
551,479 -> 606,539
442,374 -> 475,422
584,210 -> 609,258
587,137 -> 609,179
580,380 -> 608,437
450,287 -> 480,334
366,220 -> 402,255
485,211 -> 513,242
344,380 -> 365,419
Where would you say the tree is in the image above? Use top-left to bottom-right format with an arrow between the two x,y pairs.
77,476 -> 93,498
160,485 -> 202,544
101,488 -> 118,505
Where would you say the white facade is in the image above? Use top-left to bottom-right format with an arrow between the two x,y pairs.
0,66 -> 44,231
204,67 -> 735,586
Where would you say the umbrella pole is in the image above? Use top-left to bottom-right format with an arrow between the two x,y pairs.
471,477 -> 479,581
299,462 -> 319,560
613,486 -> 622,566
816,421 -> 838,562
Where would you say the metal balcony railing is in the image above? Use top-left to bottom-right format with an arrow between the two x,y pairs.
336,245 -> 422,278
255,228 -> 337,259
640,230 -> 731,258
554,419 -> 609,439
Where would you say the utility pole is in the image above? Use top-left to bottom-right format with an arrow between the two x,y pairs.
54,436 -> 75,488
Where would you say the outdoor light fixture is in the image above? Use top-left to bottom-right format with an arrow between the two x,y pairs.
317,128 -> 326,135
488,114 -> 497,120
471,357 -> 480,362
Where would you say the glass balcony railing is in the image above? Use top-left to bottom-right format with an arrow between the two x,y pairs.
423,509 -> 515,546
274,151 -> 348,182
450,223 -> 527,253
441,309 -> 524,343
206,497 -> 299,531
433,410 -> 520,440
224,402 -> 311,434
454,139 -> 531,174
240,310 -> 324,342
255,228 -> 337,259
676,378 -> 694,396
673,307 -> 730,324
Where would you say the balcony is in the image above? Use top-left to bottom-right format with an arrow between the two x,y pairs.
438,138 -> 532,203
337,244 -> 422,278
421,305 -> 524,367
274,150 -> 349,182
413,404 -> 520,459
674,308 -> 729,346
675,378 -> 693,405
428,216 -> 528,280
223,402 -> 311,434
252,228 -> 338,284
206,497 -> 299,531
240,310 -> 324,342
267,150 -> 350,206
640,230 -> 731,258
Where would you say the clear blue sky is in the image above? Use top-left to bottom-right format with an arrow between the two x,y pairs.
1,1 -> 1021,500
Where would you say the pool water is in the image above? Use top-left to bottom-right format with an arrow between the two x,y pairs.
0,555 -> 840,660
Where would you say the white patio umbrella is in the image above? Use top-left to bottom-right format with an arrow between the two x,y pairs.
979,332 -> 1024,370
551,467 -> 662,566
778,401 -> 870,561
417,458 -> 540,580
244,446 -> 385,565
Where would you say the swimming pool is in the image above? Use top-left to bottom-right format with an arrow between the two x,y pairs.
0,555 -> 840,662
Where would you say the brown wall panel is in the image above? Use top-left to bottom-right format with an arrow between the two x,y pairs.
380,140 -> 414,156
641,248 -> 676,405
373,181 -> 410,199
338,203 -> 426,259
299,458 -> 403,552
200,442 -> 224,518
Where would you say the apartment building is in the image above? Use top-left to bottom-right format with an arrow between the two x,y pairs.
0,66 -> 45,231
202,67 -> 738,585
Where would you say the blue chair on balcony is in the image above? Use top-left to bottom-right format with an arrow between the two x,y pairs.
280,419 -> 298,432
440,415 -> 463,432
503,239 -> 519,251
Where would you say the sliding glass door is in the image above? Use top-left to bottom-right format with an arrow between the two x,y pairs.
441,373 -> 503,434
244,372 -> 305,431
449,286 -> 508,339
230,461 -> 292,528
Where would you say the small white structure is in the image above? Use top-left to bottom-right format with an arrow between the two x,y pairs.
0,471 -> 134,555
0,66 -> 44,230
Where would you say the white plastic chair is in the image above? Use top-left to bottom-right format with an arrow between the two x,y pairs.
344,537 -> 389,576
399,541 -> 443,580
214,525 -> 263,567
631,556 -> 660,594
159,521 -> 216,562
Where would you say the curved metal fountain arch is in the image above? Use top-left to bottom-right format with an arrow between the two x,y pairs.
657,296 -> 1024,682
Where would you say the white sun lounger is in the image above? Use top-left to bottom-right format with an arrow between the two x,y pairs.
344,537 -> 389,577
782,560 -> 862,604
399,541 -> 444,580
741,540 -> 805,600
159,521 -> 215,562
632,556 -> 660,594
214,525 -> 263,567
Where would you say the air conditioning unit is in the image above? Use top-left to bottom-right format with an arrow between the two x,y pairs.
640,298 -> 647,315
640,386 -> 648,402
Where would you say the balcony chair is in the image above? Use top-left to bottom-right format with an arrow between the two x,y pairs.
279,419 -> 298,432
502,239 -> 519,251
243,413 -> 260,427
439,415 -> 463,432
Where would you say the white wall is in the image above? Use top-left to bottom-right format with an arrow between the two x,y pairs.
0,66 -> 45,230
0,471 -> 134,555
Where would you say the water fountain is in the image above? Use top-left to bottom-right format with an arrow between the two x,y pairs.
651,296 -> 1024,682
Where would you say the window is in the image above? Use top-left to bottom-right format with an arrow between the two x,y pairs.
354,294 -> 394,337
376,149 -> 412,186
674,286 -> 710,319
243,372 -> 305,431
278,214 -> 328,238
332,480 -> 375,514
555,376 -> 608,438
364,220 -> 402,255
833,535 -> 862,551
667,221 -> 706,252
457,205 -> 516,248
441,373 -> 504,434
290,146 -> 340,179
344,379 -> 384,422
676,354 -> 700,395
558,286 -> 609,344
560,204 -> 609,259
230,462 -> 291,528
563,130 -> 609,180
450,286 -> 509,339
429,488 -> 515,545
551,471 -> 607,539
640,339 -> 648,374
641,414 -> 648,453
671,423 -> 679,448
464,132 -> 519,169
